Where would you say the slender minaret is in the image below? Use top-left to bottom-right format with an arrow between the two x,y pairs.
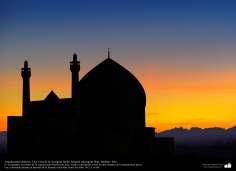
70,53 -> 80,100
21,60 -> 31,115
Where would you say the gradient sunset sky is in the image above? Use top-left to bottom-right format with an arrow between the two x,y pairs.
1,0 -> 236,132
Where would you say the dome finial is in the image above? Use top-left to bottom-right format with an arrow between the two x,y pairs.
108,48 -> 110,59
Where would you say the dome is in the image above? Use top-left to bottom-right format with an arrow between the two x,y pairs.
80,58 -> 146,105
79,58 -> 146,156
79,57 -> 146,129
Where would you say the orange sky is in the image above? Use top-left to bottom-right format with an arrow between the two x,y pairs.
1,60 -> 236,132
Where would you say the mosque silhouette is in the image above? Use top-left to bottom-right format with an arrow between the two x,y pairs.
7,50 -> 174,160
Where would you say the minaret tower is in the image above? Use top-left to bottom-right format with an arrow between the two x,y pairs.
70,53 -> 80,100
21,60 -> 31,115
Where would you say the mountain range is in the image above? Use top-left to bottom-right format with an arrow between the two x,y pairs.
156,125 -> 236,145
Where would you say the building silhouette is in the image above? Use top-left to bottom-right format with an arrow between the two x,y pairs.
8,50 -> 174,160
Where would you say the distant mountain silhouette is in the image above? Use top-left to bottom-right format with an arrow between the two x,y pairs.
156,126 -> 236,161
0,132 -> 7,154
156,126 -> 236,144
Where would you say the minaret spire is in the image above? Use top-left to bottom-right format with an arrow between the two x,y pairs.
21,60 -> 31,115
70,53 -> 80,100
108,48 -> 110,59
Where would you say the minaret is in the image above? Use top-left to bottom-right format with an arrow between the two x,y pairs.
70,53 -> 80,100
21,60 -> 31,115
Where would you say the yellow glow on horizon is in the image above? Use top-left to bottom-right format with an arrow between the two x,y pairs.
145,91 -> 236,132
2,89 -> 236,132
140,67 -> 236,132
